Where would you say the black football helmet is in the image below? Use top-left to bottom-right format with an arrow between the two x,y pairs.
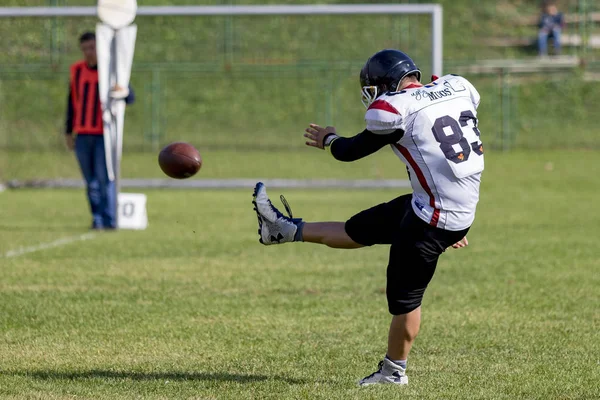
360,49 -> 421,108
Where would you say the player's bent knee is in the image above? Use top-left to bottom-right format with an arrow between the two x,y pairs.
344,219 -> 376,247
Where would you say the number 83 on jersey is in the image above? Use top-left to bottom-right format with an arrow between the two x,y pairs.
431,110 -> 484,179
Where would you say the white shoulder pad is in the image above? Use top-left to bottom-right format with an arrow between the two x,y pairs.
462,76 -> 481,109
444,74 -> 480,109
365,99 -> 403,134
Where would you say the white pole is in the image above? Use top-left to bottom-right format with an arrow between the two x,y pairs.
0,4 -> 444,76
111,35 -> 120,229
431,5 -> 443,77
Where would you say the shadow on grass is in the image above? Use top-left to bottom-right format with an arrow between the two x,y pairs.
11,370 -> 306,385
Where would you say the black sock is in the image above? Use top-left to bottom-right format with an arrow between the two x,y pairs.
293,220 -> 305,242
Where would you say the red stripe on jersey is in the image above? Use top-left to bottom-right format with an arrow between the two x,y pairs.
395,144 -> 440,227
368,100 -> 400,115
404,83 -> 423,89
431,209 -> 440,226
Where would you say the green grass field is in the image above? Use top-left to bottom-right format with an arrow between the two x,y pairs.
1,2 -> 599,398
1,150 -> 598,399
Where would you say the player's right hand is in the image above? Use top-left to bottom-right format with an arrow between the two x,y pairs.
304,123 -> 336,150
65,135 -> 75,151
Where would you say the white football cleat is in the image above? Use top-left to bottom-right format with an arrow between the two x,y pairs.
358,358 -> 408,386
252,182 -> 303,245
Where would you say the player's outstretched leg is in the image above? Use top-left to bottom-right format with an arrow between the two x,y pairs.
252,182 -> 304,245
252,182 -> 365,248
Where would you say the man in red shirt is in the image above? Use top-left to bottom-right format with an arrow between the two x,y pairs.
66,32 -> 134,229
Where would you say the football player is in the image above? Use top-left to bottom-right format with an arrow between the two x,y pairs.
252,49 -> 483,386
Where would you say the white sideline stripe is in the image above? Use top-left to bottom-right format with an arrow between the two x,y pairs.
2,233 -> 96,259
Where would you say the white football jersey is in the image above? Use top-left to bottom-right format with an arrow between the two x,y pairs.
365,74 -> 484,231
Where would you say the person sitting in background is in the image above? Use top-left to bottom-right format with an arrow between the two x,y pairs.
66,32 -> 135,230
538,1 -> 565,56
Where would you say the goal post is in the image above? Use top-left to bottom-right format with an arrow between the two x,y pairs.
0,4 -> 443,77
0,4 -> 443,191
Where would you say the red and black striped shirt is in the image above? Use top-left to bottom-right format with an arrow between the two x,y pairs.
66,61 -> 103,135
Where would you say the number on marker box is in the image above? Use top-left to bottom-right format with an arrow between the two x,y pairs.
118,193 -> 148,230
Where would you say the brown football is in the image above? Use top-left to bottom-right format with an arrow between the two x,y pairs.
158,142 -> 202,179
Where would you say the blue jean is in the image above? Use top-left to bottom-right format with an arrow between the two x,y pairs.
538,28 -> 562,56
75,134 -> 116,228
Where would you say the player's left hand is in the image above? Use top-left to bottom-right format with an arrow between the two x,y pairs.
304,124 -> 336,150
110,85 -> 130,100
451,236 -> 468,249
